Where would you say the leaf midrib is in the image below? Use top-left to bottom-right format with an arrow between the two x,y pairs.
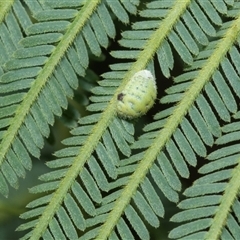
0,1 -> 100,165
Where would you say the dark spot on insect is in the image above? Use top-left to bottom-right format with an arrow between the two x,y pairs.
117,93 -> 124,101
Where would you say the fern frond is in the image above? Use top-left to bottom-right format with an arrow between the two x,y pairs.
0,0 -> 139,197
170,114 -> 240,239
167,5 -> 240,240
95,7 -> 240,240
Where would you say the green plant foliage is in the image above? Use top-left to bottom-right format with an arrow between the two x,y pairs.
0,0 -> 240,239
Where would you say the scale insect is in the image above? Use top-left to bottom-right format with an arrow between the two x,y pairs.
117,70 -> 157,119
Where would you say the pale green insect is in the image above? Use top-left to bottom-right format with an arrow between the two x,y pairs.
117,70 -> 157,119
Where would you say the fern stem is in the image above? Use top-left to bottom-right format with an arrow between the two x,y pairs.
205,16 -> 240,240
96,1 -> 193,239
0,0 -> 100,164
205,163 -> 240,240
204,17 -> 240,236
0,0 -> 99,165
15,1 -> 102,239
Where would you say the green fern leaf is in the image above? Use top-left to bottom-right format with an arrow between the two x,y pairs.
1,0 -> 240,239
0,0 -> 137,197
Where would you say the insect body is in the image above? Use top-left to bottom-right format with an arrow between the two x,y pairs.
117,70 -> 157,118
